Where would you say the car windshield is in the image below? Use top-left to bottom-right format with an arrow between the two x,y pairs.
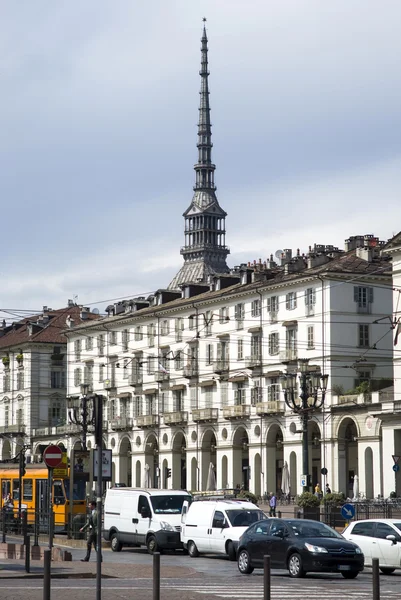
226,509 -> 265,527
286,520 -> 343,539
150,495 -> 191,514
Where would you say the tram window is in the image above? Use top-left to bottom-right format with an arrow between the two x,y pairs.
53,480 -> 66,505
23,479 -> 33,502
12,479 -> 20,501
64,479 -> 86,501
1,480 -> 11,502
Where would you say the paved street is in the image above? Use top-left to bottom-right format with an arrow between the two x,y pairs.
1,547 -> 401,600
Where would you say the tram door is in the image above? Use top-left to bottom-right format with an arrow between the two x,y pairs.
36,478 -> 49,530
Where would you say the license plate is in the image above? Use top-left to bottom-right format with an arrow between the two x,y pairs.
338,565 -> 351,571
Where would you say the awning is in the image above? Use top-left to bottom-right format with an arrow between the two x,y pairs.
228,375 -> 248,383
216,333 -> 230,339
143,388 -> 158,395
199,380 -> 216,387
282,320 -> 297,327
170,384 -> 186,391
117,392 -> 132,398
159,344 -> 170,350
264,370 -> 282,378
248,326 -> 262,333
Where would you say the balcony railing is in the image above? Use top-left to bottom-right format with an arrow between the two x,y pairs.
256,401 -> 285,415
213,360 -> 229,374
0,424 -> 26,435
223,405 -> 250,419
245,355 -> 261,369
163,411 -> 188,425
111,417 -> 133,430
183,364 -> 198,378
104,378 -> 116,390
192,408 -> 218,422
136,414 -> 158,428
128,373 -> 143,387
279,349 -> 298,362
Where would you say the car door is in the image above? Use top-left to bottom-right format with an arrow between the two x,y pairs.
209,510 -> 227,553
373,522 -> 401,567
136,495 -> 152,544
245,521 -> 271,566
266,520 -> 291,568
345,521 -> 375,565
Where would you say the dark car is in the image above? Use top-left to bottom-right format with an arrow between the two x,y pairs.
237,518 -> 364,578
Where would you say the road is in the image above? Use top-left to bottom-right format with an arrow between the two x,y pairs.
2,546 -> 401,600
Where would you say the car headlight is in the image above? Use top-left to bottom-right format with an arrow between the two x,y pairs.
304,542 -> 328,554
355,546 -> 362,554
159,521 -> 175,531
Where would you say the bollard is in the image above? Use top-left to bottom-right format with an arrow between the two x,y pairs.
263,555 -> 271,600
34,510 -> 39,547
43,549 -> 51,600
297,510 -> 301,519
2,510 -> 5,543
153,552 -> 160,600
372,558 -> 380,600
22,511 -> 28,539
277,511 -> 282,519
25,535 -> 30,573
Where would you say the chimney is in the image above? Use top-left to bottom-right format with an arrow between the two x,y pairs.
356,246 -> 373,262
68,299 -> 75,308
43,306 -> 48,313
80,307 -> 89,320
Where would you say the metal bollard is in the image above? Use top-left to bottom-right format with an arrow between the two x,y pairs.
372,558 -> 380,600
153,552 -> 160,600
34,510 -> 39,547
25,535 -> 30,573
277,511 -> 282,518
263,555 -> 271,600
2,510 -> 6,543
22,510 -> 28,539
43,549 -> 51,600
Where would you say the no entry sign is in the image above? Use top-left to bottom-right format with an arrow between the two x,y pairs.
43,445 -> 63,469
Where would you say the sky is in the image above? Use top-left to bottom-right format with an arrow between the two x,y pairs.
1,0 -> 401,318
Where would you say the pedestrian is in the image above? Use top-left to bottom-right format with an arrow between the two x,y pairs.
325,483 -> 331,495
314,483 -> 322,499
269,492 -> 277,517
80,500 -> 101,562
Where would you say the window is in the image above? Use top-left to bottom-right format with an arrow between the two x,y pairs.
84,363 -> 93,387
251,335 -> 261,360
17,371 -> 24,390
352,522 -> 375,536
212,510 -> 225,528
4,405 -> 9,427
206,344 -> 214,365
161,319 -> 170,336
235,303 -> 245,329
50,399 -> 63,425
175,351 -> 183,370
286,292 -> 297,310
190,387 -> 197,410
122,329 -> 129,351
354,370 -> 371,388
354,286 -> 373,313
133,396 -> 142,418
216,341 -> 229,368
51,371 -> 66,388
109,399 -> 117,420
307,326 -> 314,349
358,324 -> 370,347
173,390 -> 184,411
85,337 -> 93,351
148,324 -> 155,347
175,318 -> 184,342
74,339 -> 81,360
120,398 -> 128,418
268,332 -> 279,355
219,307 -> 229,324
267,378 -> 280,402
375,523 -> 401,541
267,296 -> 279,318
123,358 -> 129,379
203,387 -> 213,408
97,335 -> 105,357
23,479 -> 33,502
204,311 -> 212,336
99,364 -> 104,383
147,355 -> 155,376
305,288 -> 316,315
146,394 -> 157,415
53,480 -> 65,505
237,339 -> 244,361
251,299 -> 261,318
109,331 -> 117,345
251,386 -> 262,405
189,315 -> 195,331
235,383 -> 246,405
134,326 -> 143,341
74,368 -> 82,387
3,373 -> 10,393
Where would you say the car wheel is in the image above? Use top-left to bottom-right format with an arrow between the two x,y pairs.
237,549 -> 254,574
188,540 -> 199,558
341,571 -> 359,579
227,541 -> 236,561
110,533 -> 122,552
380,567 -> 396,575
146,535 -> 160,554
288,553 -> 306,578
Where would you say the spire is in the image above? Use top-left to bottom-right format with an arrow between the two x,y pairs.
168,20 -> 230,290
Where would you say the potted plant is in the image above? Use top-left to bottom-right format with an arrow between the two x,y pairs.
16,352 -> 24,364
296,492 -> 321,520
237,490 -> 258,505
2,356 -> 10,367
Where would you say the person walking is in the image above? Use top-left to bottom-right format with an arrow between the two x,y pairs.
269,492 -> 277,517
80,500 -> 101,562
325,483 -> 331,495
314,483 -> 322,499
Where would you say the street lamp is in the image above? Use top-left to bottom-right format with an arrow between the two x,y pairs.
67,384 -> 94,451
280,359 -> 328,493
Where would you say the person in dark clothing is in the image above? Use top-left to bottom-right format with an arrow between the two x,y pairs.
80,501 -> 101,562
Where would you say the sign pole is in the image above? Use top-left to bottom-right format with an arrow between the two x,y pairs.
69,450 -> 74,539
95,394 -> 103,600
48,467 -> 54,550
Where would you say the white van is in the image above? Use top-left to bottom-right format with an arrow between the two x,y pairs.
181,499 -> 266,560
103,488 -> 191,554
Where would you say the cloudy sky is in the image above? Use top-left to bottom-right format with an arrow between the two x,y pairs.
1,1 -> 401,318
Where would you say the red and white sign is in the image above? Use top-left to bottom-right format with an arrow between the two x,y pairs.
43,445 -> 63,469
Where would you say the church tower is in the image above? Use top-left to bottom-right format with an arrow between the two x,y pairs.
168,21 -> 230,289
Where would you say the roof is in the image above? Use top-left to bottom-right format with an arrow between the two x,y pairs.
0,305 -> 100,351
68,249 -> 392,334
382,231 -> 401,252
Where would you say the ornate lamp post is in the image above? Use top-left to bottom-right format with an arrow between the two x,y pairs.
280,359 -> 329,493
67,384 -> 94,451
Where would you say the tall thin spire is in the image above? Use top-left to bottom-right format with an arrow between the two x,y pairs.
168,21 -> 230,290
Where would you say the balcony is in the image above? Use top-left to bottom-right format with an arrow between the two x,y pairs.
245,355 -> 261,371
0,423 -> 26,435
128,373 -> 143,388
155,372 -> 170,390
279,349 -> 298,362
256,401 -> 285,415
136,415 -> 158,428
104,378 -> 116,391
192,408 -> 218,422
223,405 -> 250,419
163,411 -> 188,425
111,417 -> 133,430
213,360 -> 229,374
183,363 -> 198,378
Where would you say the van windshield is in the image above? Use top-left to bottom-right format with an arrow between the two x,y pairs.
150,495 -> 191,514
226,509 -> 265,527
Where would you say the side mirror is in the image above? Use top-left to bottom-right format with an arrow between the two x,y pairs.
141,506 -> 151,518
386,534 -> 397,545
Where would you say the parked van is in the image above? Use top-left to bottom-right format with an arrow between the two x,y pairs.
103,488 -> 191,554
181,498 -> 266,560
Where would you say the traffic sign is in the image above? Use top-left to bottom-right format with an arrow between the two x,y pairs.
392,455 -> 400,464
341,503 -> 355,520
53,452 -> 68,477
300,475 -> 307,487
43,445 -> 63,469
393,464 -> 400,473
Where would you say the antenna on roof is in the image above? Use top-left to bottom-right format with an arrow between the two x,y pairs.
92,308 -> 100,315
274,250 -> 283,259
